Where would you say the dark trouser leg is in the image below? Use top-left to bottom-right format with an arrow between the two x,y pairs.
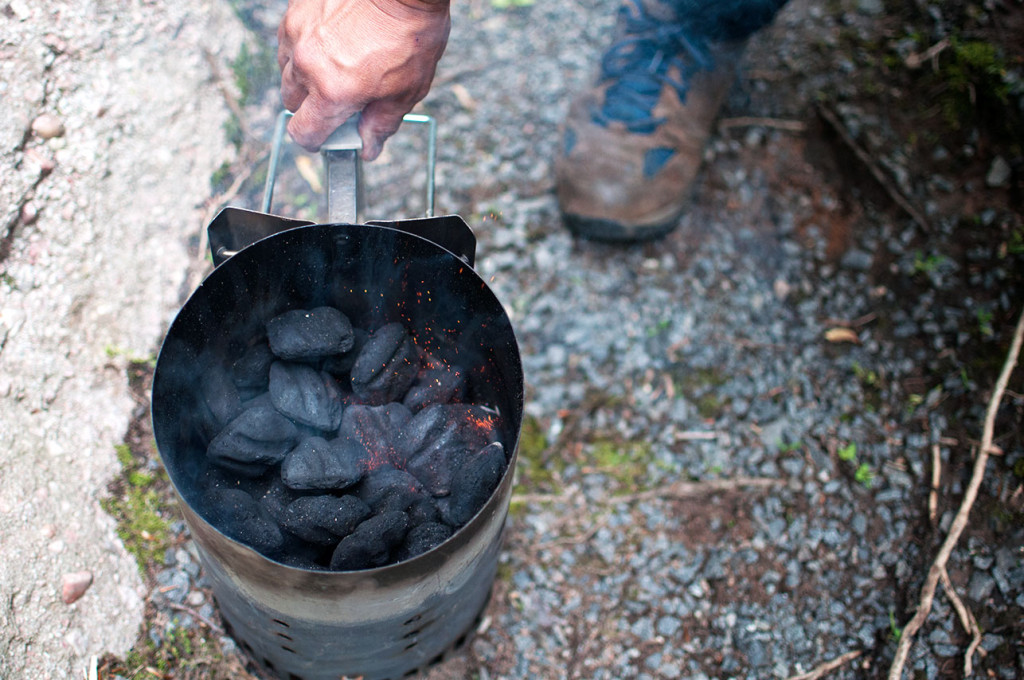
667,0 -> 790,42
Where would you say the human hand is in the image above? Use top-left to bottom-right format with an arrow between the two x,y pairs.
277,0 -> 450,159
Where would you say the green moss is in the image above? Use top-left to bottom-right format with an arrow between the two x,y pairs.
231,41 -> 277,107
102,444 -> 172,571
513,415 -> 558,489
590,439 -> 655,489
670,365 -> 728,419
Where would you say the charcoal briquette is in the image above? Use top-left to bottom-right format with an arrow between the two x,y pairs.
196,366 -> 243,440
350,322 -> 420,405
403,404 -> 499,496
232,340 -> 275,390
339,403 -> 412,468
280,494 -> 372,546
440,442 -> 506,527
402,356 -> 467,413
396,521 -> 453,562
329,511 -> 409,571
266,306 -> 355,360
322,328 -> 368,377
407,494 -> 442,525
356,467 -> 426,509
207,404 -> 300,476
205,488 -> 285,555
281,436 -> 364,491
256,477 -> 299,525
269,361 -> 344,432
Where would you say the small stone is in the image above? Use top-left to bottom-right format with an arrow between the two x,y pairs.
61,570 -> 93,604
31,113 -> 65,140
985,156 -> 1011,188
856,0 -> 884,15
20,202 -> 39,225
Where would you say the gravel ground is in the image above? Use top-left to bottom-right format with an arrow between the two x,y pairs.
103,0 -> 1023,678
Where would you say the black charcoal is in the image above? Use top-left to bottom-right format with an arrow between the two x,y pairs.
329,511 -> 409,571
403,404 -> 499,496
440,442 -> 506,527
403,355 -> 467,412
196,366 -> 243,441
205,488 -> 284,554
350,322 -> 420,405
340,403 -> 412,468
269,361 -> 344,432
408,495 -> 443,525
256,477 -> 299,525
266,306 -> 355,360
396,522 -> 453,562
232,340 -> 275,390
207,404 -> 299,476
280,495 -> 372,546
322,328 -> 368,376
281,436 -> 364,491
356,467 -> 426,509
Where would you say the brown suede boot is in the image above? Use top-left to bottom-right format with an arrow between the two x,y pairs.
555,0 -> 745,242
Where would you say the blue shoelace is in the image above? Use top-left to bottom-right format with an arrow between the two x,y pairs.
592,0 -> 713,134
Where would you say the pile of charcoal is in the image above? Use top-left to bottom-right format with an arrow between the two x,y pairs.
193,306 -> 508,571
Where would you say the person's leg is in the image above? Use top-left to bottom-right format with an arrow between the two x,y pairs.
555,0 -> 788,242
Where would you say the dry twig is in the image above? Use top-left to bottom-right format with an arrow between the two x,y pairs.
938,567 -> 984,675
719,116 -> 807,132
164,600 -> 226,635
616,477 -> 783,504
904,38 -> 951,70
929,443 -> 941,525
816,104 -> 931,233
785,649 -> 863,680
888,308 -> 1024,679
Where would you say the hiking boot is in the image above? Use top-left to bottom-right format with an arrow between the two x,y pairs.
555,0 -> 745,242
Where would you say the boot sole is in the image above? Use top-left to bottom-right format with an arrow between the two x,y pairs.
562,211 -> 680,244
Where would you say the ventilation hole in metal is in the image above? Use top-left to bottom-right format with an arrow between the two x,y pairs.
455,633 -> 468,649
263,659 -> 276,671
272,618 -> 291,627
402,628 -> 422,639
281,645 -> 297,654
402,614 -> 422,626
428,653 -> 444,667
404,641 -> 418,651
240,640 -> 254,655
403,669 -> 418,677
289,675 -> 304,680
276,632 -> 294,641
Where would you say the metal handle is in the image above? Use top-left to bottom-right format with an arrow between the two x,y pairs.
262,110 -> 437,223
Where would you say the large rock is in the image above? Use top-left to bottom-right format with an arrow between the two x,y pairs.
0,1 -> 244,677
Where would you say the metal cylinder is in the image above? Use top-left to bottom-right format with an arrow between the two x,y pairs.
152,221 -> 523,680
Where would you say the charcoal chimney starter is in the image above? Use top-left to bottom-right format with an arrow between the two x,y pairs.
152,212 -> 523,680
